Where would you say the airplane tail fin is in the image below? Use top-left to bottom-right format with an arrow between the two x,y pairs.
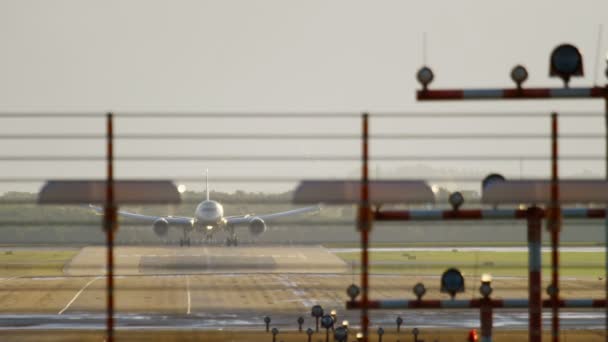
205,169 -> 209,201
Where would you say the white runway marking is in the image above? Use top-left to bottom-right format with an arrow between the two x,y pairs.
275,275 -> 314,308
0,276 -> 19,283
185,275 -> 191,315
58,276 -> 101,315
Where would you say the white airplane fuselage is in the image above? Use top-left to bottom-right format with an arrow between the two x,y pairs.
194,200 -> 226,234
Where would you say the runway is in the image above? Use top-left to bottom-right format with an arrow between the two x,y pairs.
0,245 -> 604,330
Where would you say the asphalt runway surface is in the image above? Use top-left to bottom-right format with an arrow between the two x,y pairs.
0,245 -> 604,330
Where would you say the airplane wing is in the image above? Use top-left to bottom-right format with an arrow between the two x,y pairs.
88,205 -> 193,226
225,205 -> 321,225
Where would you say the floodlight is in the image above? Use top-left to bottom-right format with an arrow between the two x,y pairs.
356,332 -> 364,341
347,284 -> 361,301
441,268 -> 465,299
549,44 -> 583,87
481,273 -> 492,284
417,66 -> 434,90
413,283 -> 427,300
342,320 -> 349,328
448,192 -> 464,211
511,65 -> 528,88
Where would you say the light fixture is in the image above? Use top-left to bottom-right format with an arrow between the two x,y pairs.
441,268 -> 465,299
479,273 -> 493,298
321,315 -> 334,329
482,173 -> 506,190
549,44 -> 584,88
334,326 -> 348,342
413,283 -> 427,300
546,284 -> 559,297
347,284 -> 361,301
264,316 -> 271,332
449,192 -> 464,211
511,65 -> 528,89
417,66 -> 434,90
311,305 -> 323,318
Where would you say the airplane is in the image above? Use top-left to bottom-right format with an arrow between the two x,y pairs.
90,171 -> 320,247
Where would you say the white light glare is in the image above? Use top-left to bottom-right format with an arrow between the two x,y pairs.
481,273 -> 492,283
177,184 -> 187,193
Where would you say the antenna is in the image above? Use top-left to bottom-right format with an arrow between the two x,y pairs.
593,24 -> 603,85
205,169 -> 209,201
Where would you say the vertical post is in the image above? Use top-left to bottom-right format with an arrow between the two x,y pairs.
480,298 -> 493,342
527,206 -> 542,342
104,112 -> 116,342
358,113 -> 371,342
549,113 -> 561,342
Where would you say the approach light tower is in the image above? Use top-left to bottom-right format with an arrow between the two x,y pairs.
415,43 -> 608,342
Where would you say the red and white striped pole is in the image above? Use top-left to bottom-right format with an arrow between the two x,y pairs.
527,206 -> 542,342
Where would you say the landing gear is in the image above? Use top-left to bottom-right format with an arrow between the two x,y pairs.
225,236 -> 238,247
180,228 -> 191,247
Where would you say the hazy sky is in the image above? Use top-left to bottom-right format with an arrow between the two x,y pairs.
0,1 -> 607,194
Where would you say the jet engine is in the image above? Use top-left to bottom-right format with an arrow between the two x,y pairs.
153,218 -> 169,236
248,217 -> 266,236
